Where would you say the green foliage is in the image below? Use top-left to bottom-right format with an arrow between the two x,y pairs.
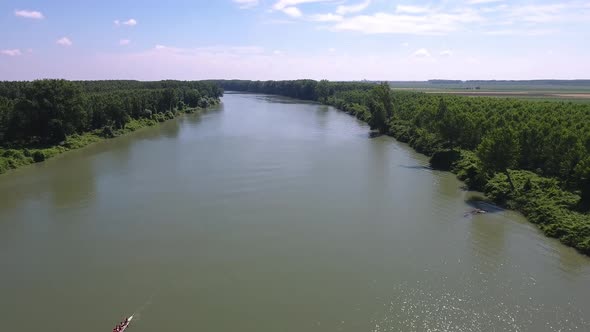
477,127 -> 520,174
575,157 -> 590,211
368,99 -> 388,133
452,150 -> 488,190
32,151 -> 45,162
429,149 -> 461,171
101,126 -> 115,138
0,80 -> 222,175
0,79 -> 222,146
484,170 -> 589,254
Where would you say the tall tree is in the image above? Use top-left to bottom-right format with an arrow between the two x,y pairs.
436,98 -> 461,149
477,127 -> 520,191
368,99 -> 387,134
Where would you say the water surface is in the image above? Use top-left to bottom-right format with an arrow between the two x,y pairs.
1,93 -> 589,331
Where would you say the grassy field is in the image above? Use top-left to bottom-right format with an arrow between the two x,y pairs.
387,80 -> 590,103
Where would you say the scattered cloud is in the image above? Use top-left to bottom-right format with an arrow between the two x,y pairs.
413,48 -> 431,57
484,29 -> 556,36
328,48 -> 336,52
282,7 -> 303,17
272,0 -> 337,16
309,13 -> 343,22
115,18 -> 138,27
56,37 -> 73,47
14,9 -> 44,19
330,9 -> 482,35
119,39 -> 131,46
233,0 -> 259,9
298,1 -> 590,37
336,0 -> 371,15
466,0 -> 504,4
273,50 -> 284,55
395,5 -> 430,14
505,4 -> 581,23
401,42 -> 409,47
272,0 -> 334,10
440,50 -> 453,57
1,49 -> 22,56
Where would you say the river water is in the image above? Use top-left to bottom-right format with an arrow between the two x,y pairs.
0,93 -> 589,331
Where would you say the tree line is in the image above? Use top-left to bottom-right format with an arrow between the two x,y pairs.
217,79 -> 590,254
0,80 -> 223,146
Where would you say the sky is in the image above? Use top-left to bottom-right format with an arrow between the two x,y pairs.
1,0 -> 590,81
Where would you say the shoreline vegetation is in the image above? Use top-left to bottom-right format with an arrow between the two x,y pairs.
214,79 -> 590,255
0,80 -> 222,175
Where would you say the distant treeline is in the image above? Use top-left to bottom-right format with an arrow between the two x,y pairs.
217,79 -> 590,254
0,80 -> 222,145
427,79 -> 590,86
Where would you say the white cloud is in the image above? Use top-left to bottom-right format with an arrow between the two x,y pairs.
413,48 -> 431,57
331,9 -> 482,35
309,13 -> 343,22
119,39 -> 131,46
484,29 -> 556,36
1,49 -> 22,56
506,4 -> 579,23
395,5 -> 430,14
233,0 -> 259,9
282,7 -> 303,17
328,48 -> 336,52
440,50 -> 453,56
14,9 -> 44,19
401,42 -> 409,47
273,0 -> 334,10
115,18 -> 138,26
466,0 -> 504,4
273,50 -> 284,55
336,0 -> 371,15
56,37 -> 73,47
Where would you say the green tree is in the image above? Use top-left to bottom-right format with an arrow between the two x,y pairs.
574,157 -> 590,211
368,99 -> 387,134
477,127 -> 520,191
316,80 -> 331,103
372,82 -> 393,117
436,98 -> 462,149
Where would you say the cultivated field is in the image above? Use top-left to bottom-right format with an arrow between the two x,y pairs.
387,80 -> 590,103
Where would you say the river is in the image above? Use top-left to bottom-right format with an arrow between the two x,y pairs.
0,92 -> 589,331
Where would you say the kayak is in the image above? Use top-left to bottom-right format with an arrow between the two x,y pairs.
113,315 -> 133,332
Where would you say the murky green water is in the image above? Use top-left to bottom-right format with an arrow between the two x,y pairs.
1,93 -> 589,331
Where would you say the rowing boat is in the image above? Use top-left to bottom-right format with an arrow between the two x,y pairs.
113,315 -> 133,332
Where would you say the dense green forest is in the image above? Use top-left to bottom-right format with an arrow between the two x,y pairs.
217,79 -> 590,254
0,80 -> 222,173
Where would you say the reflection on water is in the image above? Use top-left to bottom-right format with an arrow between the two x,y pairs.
373,280 -> 589,332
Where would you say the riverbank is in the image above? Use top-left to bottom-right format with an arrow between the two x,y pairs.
391,136 -> 589,255
0,106 -> 214,175
216,80 -> 589,256
331,101 -> 590,255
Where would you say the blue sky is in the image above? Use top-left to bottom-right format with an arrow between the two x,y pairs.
1,0 -> 589,80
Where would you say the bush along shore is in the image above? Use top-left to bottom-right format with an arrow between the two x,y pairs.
0,80 -> 222,174
215,80 -> 590,255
